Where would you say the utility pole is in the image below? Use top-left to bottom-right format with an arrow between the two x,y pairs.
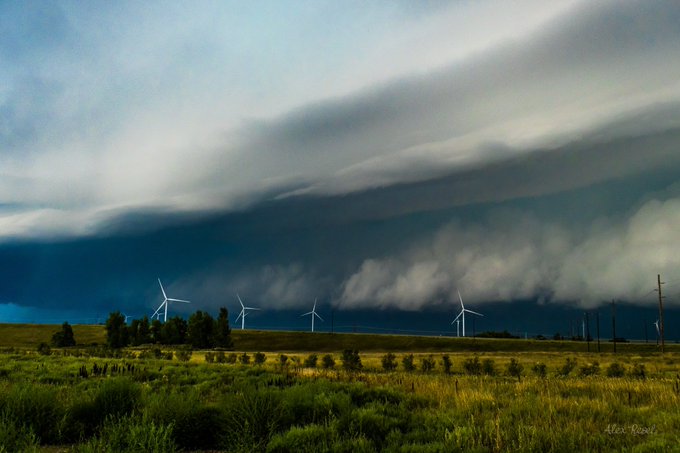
585,312 -> 590,352
644,318 -> 648,344
611,301 -> 617,353
596,311 -> 601,353
658,274 -> 665,353
331,310 -> 335,334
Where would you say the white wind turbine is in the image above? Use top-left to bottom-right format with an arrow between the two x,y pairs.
654,319 -> 660,344
451,290 -> 483,337
301,298 -> 323,332
455,319 -> 461,337
151,278 -> 191,322
235,294 -> 260,330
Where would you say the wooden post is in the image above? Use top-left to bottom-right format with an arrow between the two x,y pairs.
611,301 -> 617,354
658,274 -> 665,354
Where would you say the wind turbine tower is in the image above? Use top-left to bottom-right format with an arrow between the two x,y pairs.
451,290 -> 483,337
235,294 -> 260,330
152,278 -> 191,323
301,298 -> 324,332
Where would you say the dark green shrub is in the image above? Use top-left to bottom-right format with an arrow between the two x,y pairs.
402,354 -> 415,372
559,358 -> 577,376
146,393 -> 223,450
463,357 -> 482,375
579,362 -> 600,377
239,352 -> 251,365
420,356 -> 435,373
482,358 -> 496,376
279,354 -> 289,368
532,362 -> 547,378
225,353 -> 238,364
77,414 -> 176,453
1,385 -> 64,444
321,354 -> 335,369
175,348 -> 192,362
304,354 -> 318,368
92,379 -> 141,421
0,411 -> 39,451
606,362 -> 626,377
630,363 -> 646,379
506,358 -> 523,381
221,390 -> 285,451
204,352 -> 215,363
215,351 -> 226,363
37,343 -> 51,356
381,353 -> 397,372
441,355 -> 452,374
341,350 -> 362,372
254,352 -> 267,365
267,423 -> 339,453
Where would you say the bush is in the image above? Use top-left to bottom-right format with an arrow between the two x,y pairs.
506,358 -> 523,381
559,358 -> 577,376
215,351 -> 226,363
1,384 -> 64,444
304,354 -> 318,368
204,352 -> 215,363
579,362 -> 600,377
146,393 -> 223,450
532,362 -> 547,378
341,350 -> 362,372
225,353 -> 238,364
402,354 -> 415,372
420,356 -> 435,373
239,353 -> 251,365
606,362 -> 626,378
279,354 -> 289,369
37,343 -> 51,356
441,355 -> 452,374
222,390 -> 285,451
175,348 -> 192,362
76,415 -> 176,453
463,357 -> 482,375
51,322 -> 76,347
267,423 -> 339,453
630,363 -> 646,379
91,379 -> 142,421
0,411 -> 40,452
321,354 -> 335,369
254,352 -> 267,365
482,358 -> 496,376
381,353 -> 397,372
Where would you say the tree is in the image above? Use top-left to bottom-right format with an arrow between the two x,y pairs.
160,316 -> 188,344
213,307 -> 233,348
105,312 -> 129,348
150,319 -> 163,343
341,349 -> 362,372
137,316 -> 151,344
188,310 -> 215,349
381,352 -> 397,371
51,321 -> 76,347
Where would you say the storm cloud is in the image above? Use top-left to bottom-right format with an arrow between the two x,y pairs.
2,0 -> 680,320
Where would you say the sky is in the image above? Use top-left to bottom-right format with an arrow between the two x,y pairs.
2,0 -> 680,338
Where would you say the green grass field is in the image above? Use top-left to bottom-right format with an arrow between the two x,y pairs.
0,323 -> 674,354
1,323 -> 678,451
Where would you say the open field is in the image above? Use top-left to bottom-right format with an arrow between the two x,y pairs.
0,322 -> 679,452
0,347 -> 678,452
1,323 -> 676,354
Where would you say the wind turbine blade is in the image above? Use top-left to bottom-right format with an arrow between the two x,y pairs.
167,298 -> 191,303
237,293 -> 245,309
235,310 -> 244,322
313,298 -> 317,311
302,311 -> 313,316
314,312 -> 324,322
457,290 -> 464,309
451,311 -> 463,324
245,307 -> 261,311
158,278 -> 168,300
465,309 -> 484,317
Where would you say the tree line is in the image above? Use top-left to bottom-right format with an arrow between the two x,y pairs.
105,308 -> 233,349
